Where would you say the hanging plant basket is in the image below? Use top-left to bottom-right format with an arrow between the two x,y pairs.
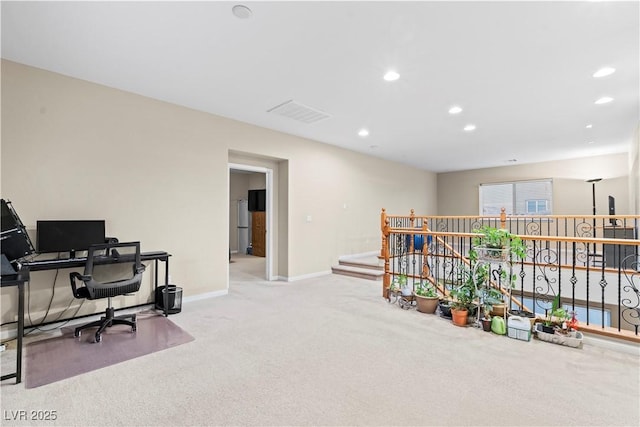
474,245 -> 510,262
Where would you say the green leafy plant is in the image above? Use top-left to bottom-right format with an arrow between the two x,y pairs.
472,226 -> 527,260
415,281 -> 437,298
397,274 -> 408,287
544,295 -> 570,326
469,226 -> 527,290
389,274 -> 408,292
449,279 -> 477,311
478,286 -> 503,320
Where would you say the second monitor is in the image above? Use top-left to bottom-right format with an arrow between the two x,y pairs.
36,220 -> 106,258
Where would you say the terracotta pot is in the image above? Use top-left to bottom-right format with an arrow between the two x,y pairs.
451,308 -> 469,326
416,295 -> 439,314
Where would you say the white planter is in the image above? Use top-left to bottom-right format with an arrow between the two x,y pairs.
534,323 -> 583,349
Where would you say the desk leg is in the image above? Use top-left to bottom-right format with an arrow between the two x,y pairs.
163,258 -> 170,317
153,259 -> 159,309
16,281 -> 23,384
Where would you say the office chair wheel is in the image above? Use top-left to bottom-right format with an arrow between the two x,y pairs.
74,330 -> 81,338
95,333 -> 102,343
131,325 -> 137,332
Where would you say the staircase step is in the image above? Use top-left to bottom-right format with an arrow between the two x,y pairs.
331,264 -> 384,281
338,258 -> 384,271
338,257 -> 383,271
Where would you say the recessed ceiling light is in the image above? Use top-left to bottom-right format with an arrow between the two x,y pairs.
463,124 -> 476,132
593,67 -> 616,78
586,124 -> 593,129
232,4 -> 252,19
358,129 -> 369,137
595,96 -> 613,104
507,159 -> 517,163
448,106 -> 463,114
383,71 -> 400,81
369,145 -> 379,149
587,141 -> 595,144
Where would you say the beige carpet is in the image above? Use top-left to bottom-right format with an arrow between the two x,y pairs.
1,255 -> 639,426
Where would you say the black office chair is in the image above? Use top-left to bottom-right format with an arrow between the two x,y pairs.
69,241 -> 146,343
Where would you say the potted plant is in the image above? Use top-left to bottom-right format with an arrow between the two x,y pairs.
472,226 -> 527,262
478,286 -> 503,332
539,295 -> 569,334
471,226 -> 527,322
396,274 -> 412,296
449,279 -> 476,327
534,297 -> 583,348
415,280 -> 439,314
438,297 -> 453,318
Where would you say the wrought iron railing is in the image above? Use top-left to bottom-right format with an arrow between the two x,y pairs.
380,209 -> 640,342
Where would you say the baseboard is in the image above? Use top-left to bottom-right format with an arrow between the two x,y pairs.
182,289 -> 228,304
284,270 -> 332,282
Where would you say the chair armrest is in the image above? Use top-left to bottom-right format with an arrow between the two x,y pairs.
69,271 -> 91,298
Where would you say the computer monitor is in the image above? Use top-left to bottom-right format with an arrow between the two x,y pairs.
36,220 -> 106,257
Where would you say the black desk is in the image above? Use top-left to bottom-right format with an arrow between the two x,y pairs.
1,270 -> 29,384
0,251 -> 170,385
24,251 -> 172,315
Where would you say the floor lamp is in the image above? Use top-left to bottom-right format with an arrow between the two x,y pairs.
586,178 -> 602,257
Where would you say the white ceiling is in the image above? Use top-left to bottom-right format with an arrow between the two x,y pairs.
2,1 -> 638,173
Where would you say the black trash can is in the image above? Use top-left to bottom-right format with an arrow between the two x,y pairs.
155,285 -> 183,314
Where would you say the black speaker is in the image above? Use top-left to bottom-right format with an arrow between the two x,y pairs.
1,229 -> 34,262
1,254 -> 16,276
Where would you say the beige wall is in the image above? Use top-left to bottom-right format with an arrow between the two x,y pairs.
1,60 -> 436,324
630,124 -> 639,215
437,154 -> 630,216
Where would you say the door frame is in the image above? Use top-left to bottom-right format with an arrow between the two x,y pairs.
228,163 -> 274,281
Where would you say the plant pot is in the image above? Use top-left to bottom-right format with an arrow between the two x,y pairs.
416,295 -> 439,314
439,301 -> 452,318
490,303 -> 506,317
400,286 -> 413,297
481,317 -> 492,332
540,324 -> 555,334
451,308 -> 469,326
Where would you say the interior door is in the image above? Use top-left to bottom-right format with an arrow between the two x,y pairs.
251,211 -> 266,257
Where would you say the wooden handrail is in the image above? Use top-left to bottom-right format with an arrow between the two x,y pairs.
380,208 -> 640,343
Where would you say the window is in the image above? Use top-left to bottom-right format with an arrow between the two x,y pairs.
526,199 -> 549,214
480,179 -> 552,215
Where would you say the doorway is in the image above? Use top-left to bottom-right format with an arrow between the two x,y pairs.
228,163 -> 273,281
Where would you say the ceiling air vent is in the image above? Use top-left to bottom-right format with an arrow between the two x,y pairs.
267,100 -> 331,124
